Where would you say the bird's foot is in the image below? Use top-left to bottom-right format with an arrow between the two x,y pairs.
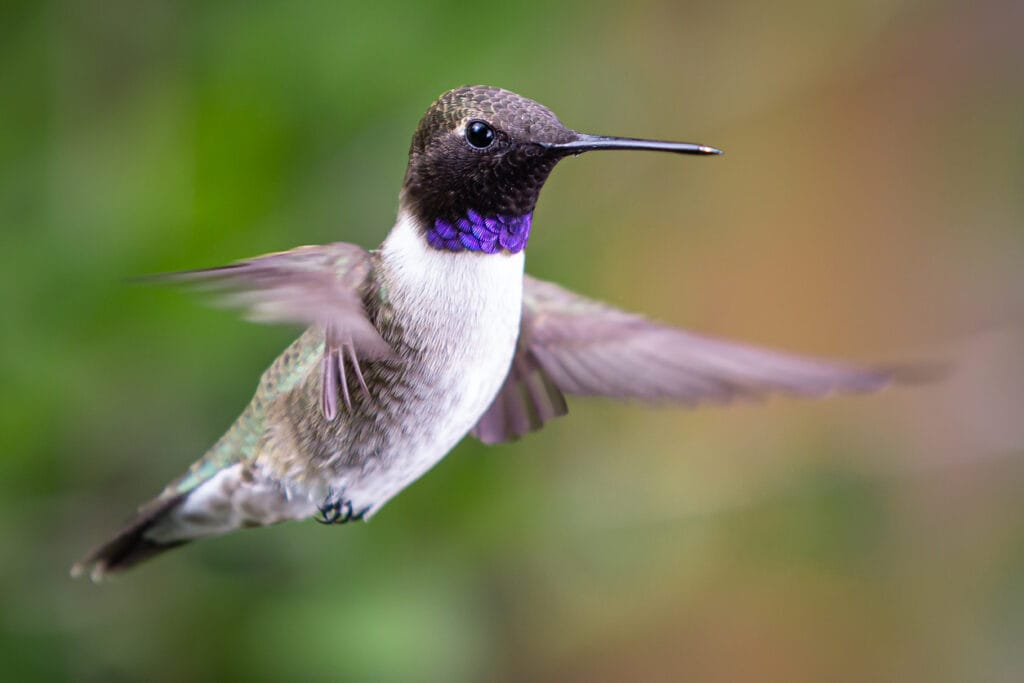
315,497 -> 369,525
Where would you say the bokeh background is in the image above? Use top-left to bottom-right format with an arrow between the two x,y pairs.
3,0 -> 1023,681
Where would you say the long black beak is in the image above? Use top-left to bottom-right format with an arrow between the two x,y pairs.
543,132 -> 722,157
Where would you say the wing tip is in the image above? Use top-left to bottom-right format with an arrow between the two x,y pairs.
837,359 -> 949,396
879,360 -> 951,386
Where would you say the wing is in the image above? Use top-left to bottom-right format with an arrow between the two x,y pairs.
152,242 -> 396,420
472,275 -> 900,444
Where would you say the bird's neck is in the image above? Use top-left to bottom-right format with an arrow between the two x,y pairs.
397,201 -> 533,255
381,209 -> 527,279
424,210 -> 533,254
378,209 -> 526,343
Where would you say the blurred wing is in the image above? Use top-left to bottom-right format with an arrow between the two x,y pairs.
472,275 -> 897,444
152,242 -> 396,420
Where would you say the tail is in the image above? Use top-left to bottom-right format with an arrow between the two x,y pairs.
72,463 -> 319,581
71,493 -> 189,582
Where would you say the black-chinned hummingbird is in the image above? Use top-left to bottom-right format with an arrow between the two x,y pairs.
73,85 -> 901,580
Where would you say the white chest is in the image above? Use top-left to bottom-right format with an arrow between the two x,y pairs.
347,212 -> 524,511
381,212 -> 524,402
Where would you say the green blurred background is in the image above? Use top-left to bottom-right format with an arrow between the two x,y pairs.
3,0 -> 1023,680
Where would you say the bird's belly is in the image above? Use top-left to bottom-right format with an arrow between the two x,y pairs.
349,315 -> 518,512
306,222 -> 526,516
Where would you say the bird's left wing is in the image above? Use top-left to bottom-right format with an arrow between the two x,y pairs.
153,243 -> 396,420
472,275 -> 901,444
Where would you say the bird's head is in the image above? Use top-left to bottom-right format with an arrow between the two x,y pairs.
400,85 -> 721,254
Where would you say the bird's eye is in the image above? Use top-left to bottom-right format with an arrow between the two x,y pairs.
465,120 -> 495,149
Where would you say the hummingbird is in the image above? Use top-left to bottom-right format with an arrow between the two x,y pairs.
73,85 -> 901,580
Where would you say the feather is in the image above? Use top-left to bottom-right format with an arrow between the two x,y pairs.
149,242 -> 397,419
473,275 -> 915,444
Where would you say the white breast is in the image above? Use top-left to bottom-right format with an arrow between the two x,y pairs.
344,211 -> 525,514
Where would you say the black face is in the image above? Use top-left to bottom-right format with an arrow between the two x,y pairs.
400,86 -> 576,226
400,85 -> 722,230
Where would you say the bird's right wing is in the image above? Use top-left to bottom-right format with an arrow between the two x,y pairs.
472,275 -> 907,444
151,242 -> 397,420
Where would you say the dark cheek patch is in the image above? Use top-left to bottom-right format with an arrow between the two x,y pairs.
425,210 -> 533,254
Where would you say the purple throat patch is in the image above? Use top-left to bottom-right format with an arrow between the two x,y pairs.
426,210 -> 533,254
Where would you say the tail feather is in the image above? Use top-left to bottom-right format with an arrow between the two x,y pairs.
71,493 -> 188,582
73,464 -> 319,580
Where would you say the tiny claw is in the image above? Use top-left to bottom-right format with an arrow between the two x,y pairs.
316,501 -> 342,524
315,493 -> 367,525
315,511 -> 333,525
